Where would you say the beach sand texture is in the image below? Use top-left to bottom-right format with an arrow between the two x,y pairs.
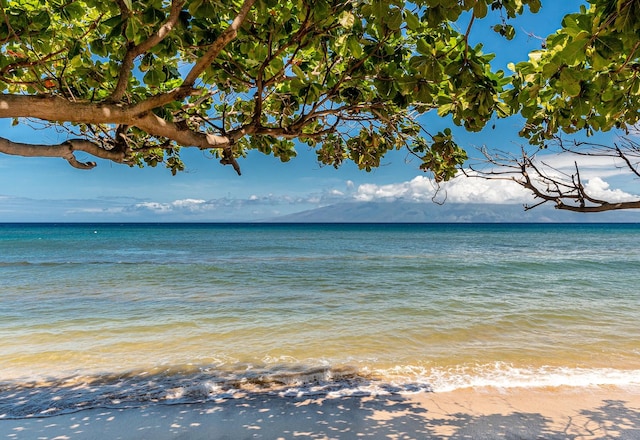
2,387 -> 640,439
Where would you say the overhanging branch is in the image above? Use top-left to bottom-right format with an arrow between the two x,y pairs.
0,136 -> 125,169
471,140 -> 640,213
0,94 -> 242,173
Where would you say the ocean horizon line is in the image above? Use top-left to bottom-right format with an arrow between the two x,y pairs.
2,221 -> 640,225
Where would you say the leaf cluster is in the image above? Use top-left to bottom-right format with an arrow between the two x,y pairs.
504,0 -> 640,145
3,0 -> 625,182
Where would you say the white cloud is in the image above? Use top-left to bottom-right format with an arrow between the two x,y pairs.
133,198 -> 208,213
521,153 -> 640,200
443,173 -> 533,203
5,158 -> 639,222
584,177 -> 638,202
172,198 -> 206,207
133,202 -> 171,212
534,153 -> 630,180
353,174 -> 533,204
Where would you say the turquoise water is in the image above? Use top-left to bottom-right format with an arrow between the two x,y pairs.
1,223 -> 639,418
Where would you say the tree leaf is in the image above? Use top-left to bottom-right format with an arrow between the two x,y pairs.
292,64 -> 305,79
560,38 -> 588,65
143,68 -> 166,86
347,36 -> 363,58
404,11 -> 420,31
473,1 -> 487,18
527,0 -> 541,13
339,11 -> 355,28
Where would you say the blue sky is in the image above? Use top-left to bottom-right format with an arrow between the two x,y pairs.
2,1 -> 637,222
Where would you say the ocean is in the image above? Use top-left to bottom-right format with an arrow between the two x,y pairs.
1,222 -> 639,419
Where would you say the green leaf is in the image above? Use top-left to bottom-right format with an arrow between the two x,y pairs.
386,8 -> 403,30
493,24 -> 515,40
591,52 -> 609,70
68,40 -> 82,59
416,39 -> 431,56
473,1 -> 487,18
561,15 -> 580,36
188,0 -> 203,15
61,2 -> 85,19
541,59 -> 560,78
594,35 -> 624,60
292,64 -> 305,79
90,39 -> 107,57
405,11 -> 420,31
339,11 -> 355,28
32,11 -> 51,31
102,14 -> 123,28
527,0 -> 541,13
560,38 -> 588,65
504,24 -> 515,40
560,69 -> 581,97
143,68 -> 166,86
347,36 -> 363,58
125,18 -> 139,41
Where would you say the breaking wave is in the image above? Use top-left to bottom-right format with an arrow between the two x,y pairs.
2,362 -> 639,419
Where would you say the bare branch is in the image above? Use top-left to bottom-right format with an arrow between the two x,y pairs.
615,143 -> 640,178
472,138 -> 640,213
0,50 -> 66,77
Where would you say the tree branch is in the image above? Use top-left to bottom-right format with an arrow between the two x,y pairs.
0,136 -> 124,169
109,0 -> 186,102
134,111 -> 231,149
294,36 -> 391,131
183,0 -> 256,87
463,11 -> 476,61
472,141 -> 640,213
616,40 -> 640,74
0,94 -> 136,124
0,94 -> 244,173
126,85 -> 197,115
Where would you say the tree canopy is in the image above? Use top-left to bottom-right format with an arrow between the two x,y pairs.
1,0 -> 639,211
484,0 -> 640,212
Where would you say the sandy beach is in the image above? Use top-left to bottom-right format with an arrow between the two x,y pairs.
2,386 -> 640,439
3,225 -> 640,439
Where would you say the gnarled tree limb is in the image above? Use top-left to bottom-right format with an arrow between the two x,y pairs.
0,0 -> 258,175
0,94 -> 242,171
0,137 -> 125,169
471,138 -> 640,213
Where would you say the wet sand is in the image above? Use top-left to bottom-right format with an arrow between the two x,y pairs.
2,386 -> 640,439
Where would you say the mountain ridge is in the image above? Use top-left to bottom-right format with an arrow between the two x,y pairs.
267,201 -> 640,223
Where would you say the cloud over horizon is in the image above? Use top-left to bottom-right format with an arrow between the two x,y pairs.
1,155 -> 639,221
354,174 -> 534,204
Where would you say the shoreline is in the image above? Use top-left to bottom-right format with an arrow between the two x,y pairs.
2,386 -> 639,439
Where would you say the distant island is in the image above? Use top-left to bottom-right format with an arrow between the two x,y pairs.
268,201 -> 640,223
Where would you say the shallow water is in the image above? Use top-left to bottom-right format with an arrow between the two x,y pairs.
1,223 -> 639,418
